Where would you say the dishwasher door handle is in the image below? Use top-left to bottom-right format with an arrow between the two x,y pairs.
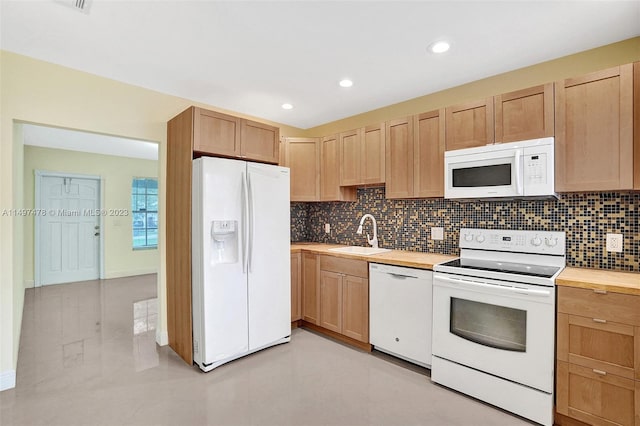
387,273 -> 417,280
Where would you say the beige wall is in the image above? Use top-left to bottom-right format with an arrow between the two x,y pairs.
2,36 -> 639,382
0,50 -> 302,380
23,145 -> 159,283
304,37 -> 640,136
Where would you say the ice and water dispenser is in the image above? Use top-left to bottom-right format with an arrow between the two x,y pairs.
211,220 -> 238,264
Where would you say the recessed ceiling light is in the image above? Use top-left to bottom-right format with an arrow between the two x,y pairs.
429,41 -> 451,54
281,103 -> 293,110
339,79 -> 353,88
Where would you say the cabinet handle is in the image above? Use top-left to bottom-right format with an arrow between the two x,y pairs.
592,318 -> 607,324
593,289 -> 607,294
592,369 -> 607,376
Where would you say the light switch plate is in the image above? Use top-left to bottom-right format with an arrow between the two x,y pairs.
324,223 -> 330,234
606,233 -> 623,252
431,227 -> 444,240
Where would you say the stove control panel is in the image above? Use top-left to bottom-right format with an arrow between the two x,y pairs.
459,228 -> 566,255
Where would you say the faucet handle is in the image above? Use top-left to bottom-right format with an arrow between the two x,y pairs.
367,234 -> 379,249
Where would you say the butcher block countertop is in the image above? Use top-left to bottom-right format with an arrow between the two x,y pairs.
556,267 -> 640,296
290,243 -> 456,270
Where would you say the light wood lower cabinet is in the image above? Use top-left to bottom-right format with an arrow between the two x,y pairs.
320,270 -> 343,333
557,286 -> 640,426
318,255 -> 369,344
291,252 -> 301,322
302,252 -> 320,325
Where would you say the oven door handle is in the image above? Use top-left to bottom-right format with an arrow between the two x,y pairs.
434,275 -> 552,297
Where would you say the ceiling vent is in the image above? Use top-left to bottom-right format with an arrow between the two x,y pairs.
55,0 -> 92,14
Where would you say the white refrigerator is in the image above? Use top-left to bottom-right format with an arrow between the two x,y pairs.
192,157 -> 291,372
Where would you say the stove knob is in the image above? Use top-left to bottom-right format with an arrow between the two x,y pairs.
545,237 -> 558,247
476,235 -> 485,243
464,233 -> 474,242
531,236 -> 542,246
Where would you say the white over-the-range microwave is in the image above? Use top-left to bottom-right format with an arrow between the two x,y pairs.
444,137 -> 555,200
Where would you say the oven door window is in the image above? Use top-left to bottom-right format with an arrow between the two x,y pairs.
450,297 -> 526,352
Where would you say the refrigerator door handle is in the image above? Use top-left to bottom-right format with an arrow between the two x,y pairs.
247,170 -> 255,273
241,172 -> 249,273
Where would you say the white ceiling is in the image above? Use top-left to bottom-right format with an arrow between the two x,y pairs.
2,1 -> 639,129
22,124 -> 159,160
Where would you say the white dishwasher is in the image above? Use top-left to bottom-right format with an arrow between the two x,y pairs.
369,263 -> 433,368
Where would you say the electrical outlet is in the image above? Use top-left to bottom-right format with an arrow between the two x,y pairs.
431,227 -> 444,240
606,233 -> 623,253
324,223 -> 330,234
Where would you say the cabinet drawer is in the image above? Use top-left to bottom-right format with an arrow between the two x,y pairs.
558,313 -> 639,380
557,361 -> 638,426
320,255 -> 368,278
558,286 -> 640,326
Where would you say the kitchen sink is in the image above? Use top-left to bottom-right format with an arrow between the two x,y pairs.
328,246 -> 392,256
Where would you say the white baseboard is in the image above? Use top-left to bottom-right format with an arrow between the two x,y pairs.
0,370 -> 16,391
105,268 -> 158,280
24,280 -> 34,289
156,329 -> 169,346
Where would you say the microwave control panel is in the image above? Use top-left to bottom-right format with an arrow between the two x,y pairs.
523,143 -> 555,196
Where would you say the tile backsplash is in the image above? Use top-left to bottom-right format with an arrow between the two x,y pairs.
291,187 -> 639,272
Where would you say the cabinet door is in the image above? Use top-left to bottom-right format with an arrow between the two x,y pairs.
339,129 -> 362,186
341,275 -> 369,343
320,135 -> 356,201
385,117 -> 414,199
291,253 -> 301,322
557,313 -> 638,380
320,271 -> 342,333
302,253 -> 320,325
495,83 -> 554,143
361,124 -> 386,185
555,64 -> 634,191
556,361 -> 637,426
414,109 -> 445,198
635,62 -> 640,190
193,108 -> 241,156
286,138 -> 320,201
445,98 -> 494,151
240,119 -> 280,164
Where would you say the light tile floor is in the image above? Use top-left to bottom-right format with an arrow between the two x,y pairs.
1,275 -> 532,425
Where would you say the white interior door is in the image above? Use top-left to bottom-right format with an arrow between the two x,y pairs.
246,163 -> 291,350
38,174 -> 100,286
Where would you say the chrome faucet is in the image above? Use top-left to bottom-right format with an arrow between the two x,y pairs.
356,214 -> 379,248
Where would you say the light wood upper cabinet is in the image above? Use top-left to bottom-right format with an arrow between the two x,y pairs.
338,124 -> 386,187
385,117 -> 414,199
361,123 -> 386,185
555,64 -> 634,192
282,137 -> 320,201
495,83 -> 554,143
445,98 -> 494,151
193,108 -> 241,157
291,252 -> 301,322
240,119 -> 280,164
634,62 -> 640,190
191,107 -> 279,164
302,252 -> 320,325
339,129 -> 362,186
414,110 -> 446,198
321,135 -> 356,201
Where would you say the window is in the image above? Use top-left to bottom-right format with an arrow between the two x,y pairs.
132,177 -> 158,249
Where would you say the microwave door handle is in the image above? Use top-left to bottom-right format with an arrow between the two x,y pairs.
514,151 -> 523,195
